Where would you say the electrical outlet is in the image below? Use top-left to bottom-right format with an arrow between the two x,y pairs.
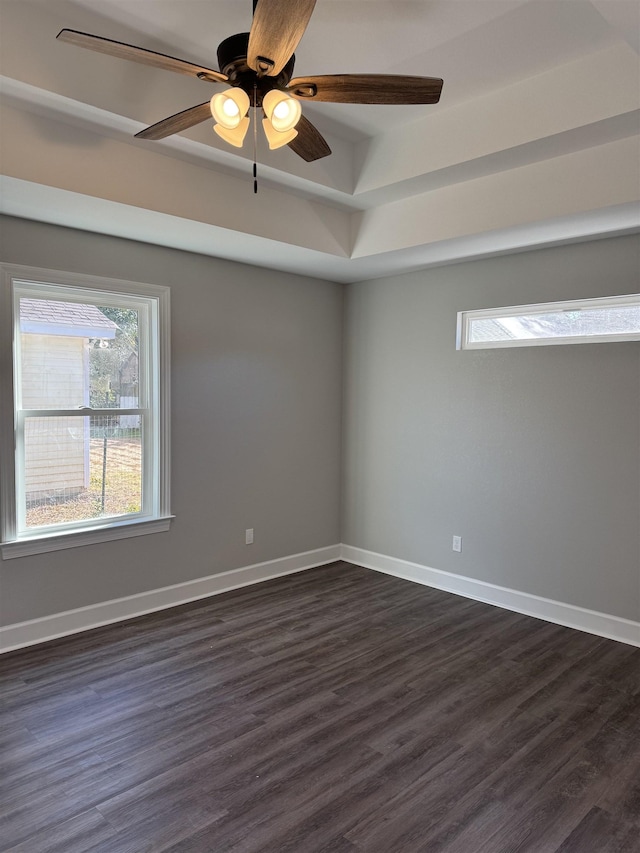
245,528 -> 254,545
452,535 -> 462,553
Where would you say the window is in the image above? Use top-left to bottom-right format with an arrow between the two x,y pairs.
0,265 -> 171,558
457,294 -> 640,350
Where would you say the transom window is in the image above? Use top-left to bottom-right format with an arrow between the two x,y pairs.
457,294 -> 640,350
0,265 -> 171,558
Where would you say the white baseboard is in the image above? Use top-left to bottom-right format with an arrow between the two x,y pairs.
0,544 -> 342,653
340,544 -> 640,648
4,543 -> 638,653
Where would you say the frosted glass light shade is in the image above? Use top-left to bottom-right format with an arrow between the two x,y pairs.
210,88 -> 250,129
262,90 -> 301,132
262,117 -> 298,150
214,117 -> 250,147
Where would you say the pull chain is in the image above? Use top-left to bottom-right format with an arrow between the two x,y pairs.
253,83 -> 258,194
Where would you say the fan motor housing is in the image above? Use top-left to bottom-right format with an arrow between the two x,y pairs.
217,32 -> 295,105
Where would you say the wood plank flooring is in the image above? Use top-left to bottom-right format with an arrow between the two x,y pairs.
1,561 -> 639,852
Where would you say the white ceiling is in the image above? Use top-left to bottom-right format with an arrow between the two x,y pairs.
1,0 -> 639,282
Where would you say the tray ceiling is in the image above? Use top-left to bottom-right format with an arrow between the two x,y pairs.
1,0 -> 638,281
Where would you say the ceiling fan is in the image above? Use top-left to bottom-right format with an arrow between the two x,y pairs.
57,0 -> 443,163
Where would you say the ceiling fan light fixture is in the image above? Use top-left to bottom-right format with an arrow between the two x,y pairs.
210,88 -> 250,129
214,117 -> 250,147
262,117 -> 298,150
262,90 -> 301,132
57,0 -> 443,167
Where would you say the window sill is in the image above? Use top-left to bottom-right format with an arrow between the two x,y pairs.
1,516 -> 174,560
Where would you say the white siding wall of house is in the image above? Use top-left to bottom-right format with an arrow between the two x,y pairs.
18,298 -> 117,508
21,334 -> 88,502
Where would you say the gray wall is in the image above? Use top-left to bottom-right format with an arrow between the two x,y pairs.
0,216 -> 344,625
343,236 -> 640,622
2,219 -> 638,630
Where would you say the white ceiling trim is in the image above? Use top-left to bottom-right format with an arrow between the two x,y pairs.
2,177 -> 637,284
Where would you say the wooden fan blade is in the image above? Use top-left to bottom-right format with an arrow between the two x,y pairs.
288,115 -> 331,161
56,29 -> 228,83
288,74 -> 443,104
134,102 -> 213,140
247,0 -> 317,77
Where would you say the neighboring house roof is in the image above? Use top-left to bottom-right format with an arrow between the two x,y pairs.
19,299 -> 118,338
508,309 -> 640,339
469,318 -> 517,342
483,307 -> 640,342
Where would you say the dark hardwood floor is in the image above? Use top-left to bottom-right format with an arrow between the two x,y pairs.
1,561 -> 639,852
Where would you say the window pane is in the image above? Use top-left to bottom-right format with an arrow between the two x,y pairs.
19,298 -> 140,409
463,298 -> 640,347
3,271 -> 169,554
23,416 -> 142,529
469,307 -> 640,343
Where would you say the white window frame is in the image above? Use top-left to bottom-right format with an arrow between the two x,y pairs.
457,294 -> 640,350
0,264 -> 172,559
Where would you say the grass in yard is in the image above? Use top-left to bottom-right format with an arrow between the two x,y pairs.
26,438 -> 142,528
